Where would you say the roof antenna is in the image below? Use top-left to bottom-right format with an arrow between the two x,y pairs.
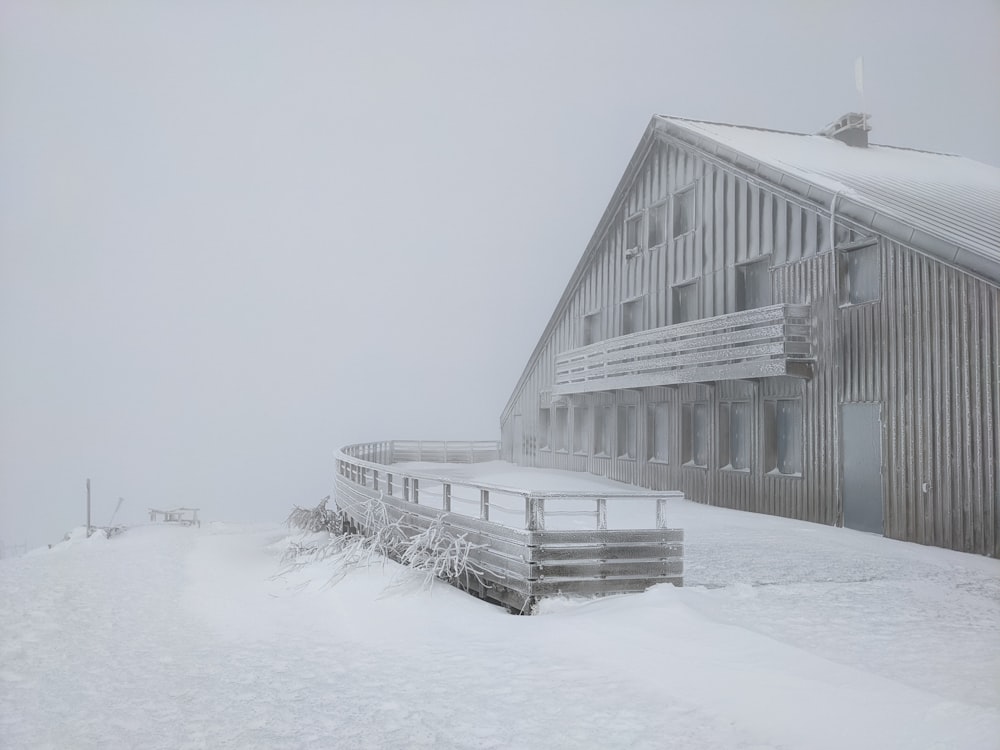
854,56 -> 867,132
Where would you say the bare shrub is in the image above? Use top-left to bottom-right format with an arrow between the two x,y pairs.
286,496 -> 339,534
279,491 -> 486,593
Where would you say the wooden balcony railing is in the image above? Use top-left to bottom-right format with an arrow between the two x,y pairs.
554,303 -> 812,395
334,440 -> 684,612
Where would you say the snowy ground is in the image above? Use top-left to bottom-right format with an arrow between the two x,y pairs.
2,465 -> 998,749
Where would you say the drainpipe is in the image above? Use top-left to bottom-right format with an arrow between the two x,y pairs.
829,190 -> 844,252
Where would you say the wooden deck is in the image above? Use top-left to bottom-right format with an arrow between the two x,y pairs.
335,440 -> 684,612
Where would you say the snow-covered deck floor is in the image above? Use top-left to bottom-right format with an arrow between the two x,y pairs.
1,465 -> 997,749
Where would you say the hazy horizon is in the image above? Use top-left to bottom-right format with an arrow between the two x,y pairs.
2,0 -> 999,549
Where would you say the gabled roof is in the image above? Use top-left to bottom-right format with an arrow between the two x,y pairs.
501,115 -> 1000,421
655,116 -> 1000,283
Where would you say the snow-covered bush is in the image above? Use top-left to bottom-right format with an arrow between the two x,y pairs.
286,496 -> 340,534
280,492 -> 486,593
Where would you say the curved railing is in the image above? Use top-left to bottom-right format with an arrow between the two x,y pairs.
336,439 -> 676,531
333,440 -> 684,612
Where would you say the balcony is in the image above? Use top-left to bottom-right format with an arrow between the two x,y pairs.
335,440 -> 684,612
554,303 -> 813,395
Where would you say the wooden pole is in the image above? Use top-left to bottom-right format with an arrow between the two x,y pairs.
86,478 -> 92,537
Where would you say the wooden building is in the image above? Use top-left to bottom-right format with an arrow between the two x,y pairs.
500,114 -> 1000,558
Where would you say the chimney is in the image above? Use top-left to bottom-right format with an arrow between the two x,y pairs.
818,112 -> 871,148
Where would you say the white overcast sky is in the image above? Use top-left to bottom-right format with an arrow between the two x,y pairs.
2,0 -> 998,548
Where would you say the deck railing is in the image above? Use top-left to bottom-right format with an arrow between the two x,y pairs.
555,303 -> 812,395
333,440 -> 684,611
336,440 -> 676,531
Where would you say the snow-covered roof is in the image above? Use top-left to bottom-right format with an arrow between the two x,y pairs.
656,116 -> 1000,284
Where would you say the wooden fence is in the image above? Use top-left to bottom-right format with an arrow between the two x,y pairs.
335,440 -> 684,612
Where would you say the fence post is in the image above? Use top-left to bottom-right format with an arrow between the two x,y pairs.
442,483 -> 451,512
656,497 -> 667,528
525,496 -> 545,531
597,497 -> 607,530
387,473 -> 394,496
413,478 -> 420,505
373,470 -> 379,491
480,489 -> 490,521
403,477 -> 410,502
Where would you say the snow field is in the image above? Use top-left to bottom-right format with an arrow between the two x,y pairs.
1,472 -> 998,749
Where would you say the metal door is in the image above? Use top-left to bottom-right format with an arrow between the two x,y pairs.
841,403 -> 884,534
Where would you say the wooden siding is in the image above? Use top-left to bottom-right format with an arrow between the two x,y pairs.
839,240 -> 999,556
501,130 -> 1000,557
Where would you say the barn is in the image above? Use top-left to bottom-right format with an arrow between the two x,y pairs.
500,113 -> 1000,558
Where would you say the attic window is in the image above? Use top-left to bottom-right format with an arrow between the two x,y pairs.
625,213 -> 643,256
583,311 -> 602,346
839,243 -> 880,305
673,188 -> 695,238
622,297 -> 644,335
672,281 -> 699,324
647,201 -> 667,247
736,258 -> 772,311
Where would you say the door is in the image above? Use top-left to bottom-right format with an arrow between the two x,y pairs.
841,403 -> 884,534
512,415 -> 524,464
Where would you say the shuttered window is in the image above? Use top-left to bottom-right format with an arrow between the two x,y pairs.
625,213 -> 643,255
538,408 -> 550,450
617,405 -> 637,459
553,407 -> 568,452
673,188 -> 695,237
583,312 -> 602,346
682,402 -> 709,467
572,406 -> 588,454
593,406 -> 612,456
764,398 -> 802,475
719,401 -> 751,471
647,201 -> 667,247
840,244 -> 880,305
736,258 -> 772,311
647,403 -> 670,462
622,297 -> 644,335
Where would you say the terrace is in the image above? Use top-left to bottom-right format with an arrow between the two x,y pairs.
335,440 -> 684,612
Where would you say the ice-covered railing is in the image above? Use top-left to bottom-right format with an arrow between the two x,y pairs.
336,440 -> 679,531
335,440 -> 684,610
554,303 -> 813,395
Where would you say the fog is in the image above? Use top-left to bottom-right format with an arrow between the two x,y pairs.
2,0 -> 998,549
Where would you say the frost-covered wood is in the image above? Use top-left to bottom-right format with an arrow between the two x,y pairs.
499,114 -> 1000,558
555,303 -> 811,394
334,441 -> 684,612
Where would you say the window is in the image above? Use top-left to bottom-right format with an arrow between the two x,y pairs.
764,399 -> 802,475
553,407 -> 568,452
719,401 -> 751,471
572,406 -> 588,454
625,213 -> 643,256
682,402 -> 708,467
647,201 -> 667,247
647,403 -> 670,462
593,406 -> 612,456
583,312 -> 602,346
622,297 -> 644,335
673,188 -> 695,237
736,258 -> 772,311
840,244 -> 880,304
616,405 -> 637,459
672,282 -> 699,324
538,408 -> 550,450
